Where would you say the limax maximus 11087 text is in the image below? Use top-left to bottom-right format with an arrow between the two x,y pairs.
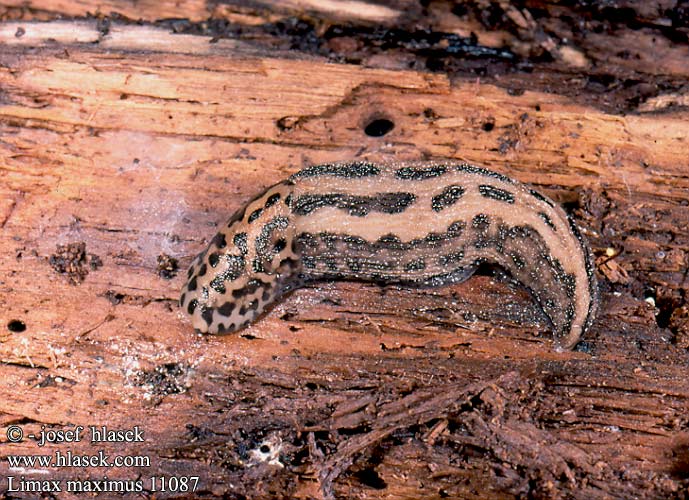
180,161 -> 598,349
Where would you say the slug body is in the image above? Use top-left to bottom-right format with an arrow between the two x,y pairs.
180,162 -> 597,349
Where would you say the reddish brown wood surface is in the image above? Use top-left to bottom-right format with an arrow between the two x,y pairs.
0,2 -> 688,499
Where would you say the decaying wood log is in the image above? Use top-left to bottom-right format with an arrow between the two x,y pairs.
0,2 -> 688,498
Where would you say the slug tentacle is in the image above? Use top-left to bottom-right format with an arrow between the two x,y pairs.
180,161 -> 598,349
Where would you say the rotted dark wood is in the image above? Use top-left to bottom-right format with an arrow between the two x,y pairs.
0,2 -> 688,499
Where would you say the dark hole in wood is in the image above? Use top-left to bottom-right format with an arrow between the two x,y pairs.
355,467 -> 387,489
364,118 -> 394,137
482,121 -> 495,132
7,320 -> 26,333
653,295 -> 675,330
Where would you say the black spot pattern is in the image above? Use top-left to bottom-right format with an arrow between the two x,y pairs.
208,253 -> 219,268
248,208 -> 263,223
180,162 -> 597,348
274,238 -> 287,253
209,277 -> 226,294
255,217 -> 290,269
472,213 -> 490,228
404,258 -> 426,271
253,258 -> 265,273
231,279 -> 269,299
395,165 -> 447,180
438,251 -> 464,266
218,302 -> 235,317
478,185 -> 515,204
292,192 -> 416,217
431,185 -> 465,211
234,233 -> 248,254
456,164 -> 514,183
538,211 -> 557,231
187,299 -> 198,315
529,188 -> 555,208
265,193 -> 281,208
509,252 -> 526,269
347,258 -> 362,272
201,306 -> 214,325
290,162 -> 380,179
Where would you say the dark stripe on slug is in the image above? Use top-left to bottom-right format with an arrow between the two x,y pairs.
319,233 -> 338,250
226,205 -> 249,228
565,214 -> 598,333
248,208 -> 263,223
290,161 -> 381,179
529,189 -> 555,208
343,235 -> 367,247
296,232 -> 318,249
538,211 -> 557,231
455,164 -> 514,183
292,192 -> 416,217
265,193 -> 281,208
395,165 -> 447,180
376,234 -> 404,250
447,221 -> 465,236
297,224 -> 470,264
478,185 -> 515,204
431,185 -> 465,212
424,233 -> 444,246
563,304 -> 576,334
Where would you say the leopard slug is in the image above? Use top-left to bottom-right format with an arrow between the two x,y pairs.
180,161 -> 597,349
